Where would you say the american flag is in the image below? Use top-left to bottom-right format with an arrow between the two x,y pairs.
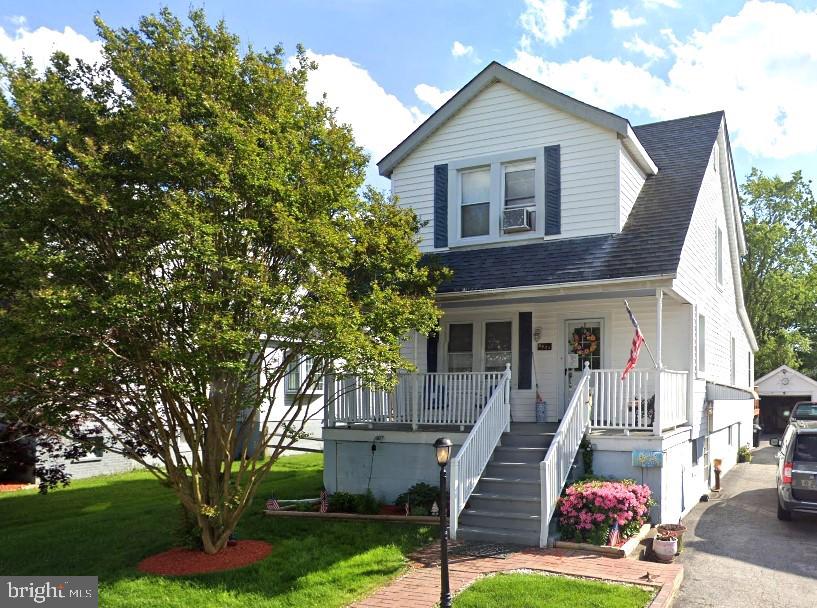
320,489 -> 328,513
266,495 -> 280,511
621,301 -> 645,381
608,522 -> 621,546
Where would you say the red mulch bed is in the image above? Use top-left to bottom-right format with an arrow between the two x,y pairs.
137,540 -> 272,576
0,482 -> 35,493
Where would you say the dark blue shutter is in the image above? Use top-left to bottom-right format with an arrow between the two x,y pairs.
426,332 -> 439,373
433,164 -> 448,248
544,145 -> 561,236
518,312 -> 533,390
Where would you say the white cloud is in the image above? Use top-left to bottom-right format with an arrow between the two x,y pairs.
519,0 -> 592,46
611,8 -> 646,28
642,0 -> 680,8
414,83 -> 456,109
0,22 -> 102,72
451,41 -> 476,60
622,35 -> 667,61
509,1 -> 817,159
295,51 -> 426,162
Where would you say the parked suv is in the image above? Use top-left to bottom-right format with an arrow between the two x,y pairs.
789,401 -> 817,423
771,422 -> 817,521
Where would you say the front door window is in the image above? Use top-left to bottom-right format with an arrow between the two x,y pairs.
484,321 -> 512,372
565,320 -> 602,409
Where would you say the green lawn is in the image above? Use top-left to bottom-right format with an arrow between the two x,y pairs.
0,454 -> 436,607
453,572 -> 655,608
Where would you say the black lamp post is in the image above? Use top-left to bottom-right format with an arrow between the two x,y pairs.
434,437 -> 453,608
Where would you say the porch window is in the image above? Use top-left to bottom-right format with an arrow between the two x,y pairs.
286,355 -> 301,392
460,168 -> 490,238
484,321 -> 512,372
447,323 -> 474,372
698,314 -> 706,374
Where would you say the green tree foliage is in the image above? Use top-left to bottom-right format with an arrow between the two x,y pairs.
741,169 -> 817,376
0,9 -> 445,553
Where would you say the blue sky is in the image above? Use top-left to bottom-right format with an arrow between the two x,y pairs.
1,1 -> 816,189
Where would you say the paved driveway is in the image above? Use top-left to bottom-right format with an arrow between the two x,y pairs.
675,440 -> 817,608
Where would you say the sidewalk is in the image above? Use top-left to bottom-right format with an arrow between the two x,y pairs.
353,543 -> 683,608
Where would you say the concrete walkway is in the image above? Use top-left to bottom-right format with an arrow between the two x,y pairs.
352,544 -> 683,608
676,441 -> 817,608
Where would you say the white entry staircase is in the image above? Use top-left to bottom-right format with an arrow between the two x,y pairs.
449,365 -> 592,547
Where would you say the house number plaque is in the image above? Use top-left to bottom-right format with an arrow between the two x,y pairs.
537,343 -> 552,351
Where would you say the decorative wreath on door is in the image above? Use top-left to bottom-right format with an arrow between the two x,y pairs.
570,328 -> 598,356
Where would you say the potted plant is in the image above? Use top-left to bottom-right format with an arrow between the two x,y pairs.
738,445 -> 752,463
656,523 -> 687,553
653,533 -> 677,563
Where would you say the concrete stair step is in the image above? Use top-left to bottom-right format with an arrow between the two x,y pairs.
475,477 -> 540,497
457,524 -> 540,546
459,509 -> 542,532
468,492 -> 540,515
500,432 -> 555,449
492,446 -> 547,463
510,422 -> 558,434
484,462 -> 540,480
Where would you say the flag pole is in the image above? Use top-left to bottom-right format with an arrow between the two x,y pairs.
623,299 -> 658,369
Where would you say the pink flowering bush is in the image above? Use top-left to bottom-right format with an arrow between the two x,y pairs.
557,479 -> 654,546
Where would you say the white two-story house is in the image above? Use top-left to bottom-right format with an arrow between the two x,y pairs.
321,62 -> 757,546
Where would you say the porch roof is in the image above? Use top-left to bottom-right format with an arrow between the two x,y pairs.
428,111 -> 724,294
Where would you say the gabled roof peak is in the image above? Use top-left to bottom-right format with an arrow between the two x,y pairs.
377,61 -> 656,177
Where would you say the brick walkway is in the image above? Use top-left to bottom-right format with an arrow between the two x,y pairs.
352,543 -> 683,608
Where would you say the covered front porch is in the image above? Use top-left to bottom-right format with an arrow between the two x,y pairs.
324,284 -> 692,437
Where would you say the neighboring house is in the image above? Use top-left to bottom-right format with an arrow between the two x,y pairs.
756,365 -> 817,434
323,61 -> 757,546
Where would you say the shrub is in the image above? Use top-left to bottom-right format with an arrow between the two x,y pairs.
354,490 -> 380,515
328,492 -> 359,513
738,445 -> 752,463
395,482 -> 440,512
557,479 -> 654,546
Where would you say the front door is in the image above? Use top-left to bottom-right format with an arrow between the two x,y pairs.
564,320 -> 602,413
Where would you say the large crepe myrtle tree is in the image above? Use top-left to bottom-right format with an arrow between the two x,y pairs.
0,9 -> 446,554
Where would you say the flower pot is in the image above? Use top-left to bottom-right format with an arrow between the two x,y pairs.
653,536 -> 677,563
656,523 -> 687,553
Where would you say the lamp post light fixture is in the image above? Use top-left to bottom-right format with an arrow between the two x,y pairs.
433,437 -> 453,608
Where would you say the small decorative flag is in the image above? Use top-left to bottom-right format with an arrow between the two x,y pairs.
608,522 -> 620,547
621,301 -> 645,381
266,495 -> 280,511
320,489 -> 328,513
431,501 -> 439,516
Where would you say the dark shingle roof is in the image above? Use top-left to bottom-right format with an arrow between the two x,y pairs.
430,111 -> 724,294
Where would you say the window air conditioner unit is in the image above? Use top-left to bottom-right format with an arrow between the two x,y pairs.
502,207 -> 533,233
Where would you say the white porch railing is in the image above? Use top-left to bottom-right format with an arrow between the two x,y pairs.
588,368 -> 688,434
659,369 -> 688,429
539,364 -> 591,547
326,370 -> 506,428
448,364 -> 511,540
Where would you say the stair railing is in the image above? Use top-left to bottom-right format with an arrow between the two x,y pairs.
538,362 -> 592,547
448,363 -> 511,540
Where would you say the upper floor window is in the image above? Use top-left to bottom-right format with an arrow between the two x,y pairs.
716,226 -> 724,286
448,148 -> 545,247
460,168 -> 490,238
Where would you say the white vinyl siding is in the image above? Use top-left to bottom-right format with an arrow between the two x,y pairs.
390,82 -> 621,251
716,226 -> 724,286
698,314 -> 706,375
674,122 -> 753,392
619,144 -> 646,229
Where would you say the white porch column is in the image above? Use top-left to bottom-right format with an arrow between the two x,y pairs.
653,289 -> 664,436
